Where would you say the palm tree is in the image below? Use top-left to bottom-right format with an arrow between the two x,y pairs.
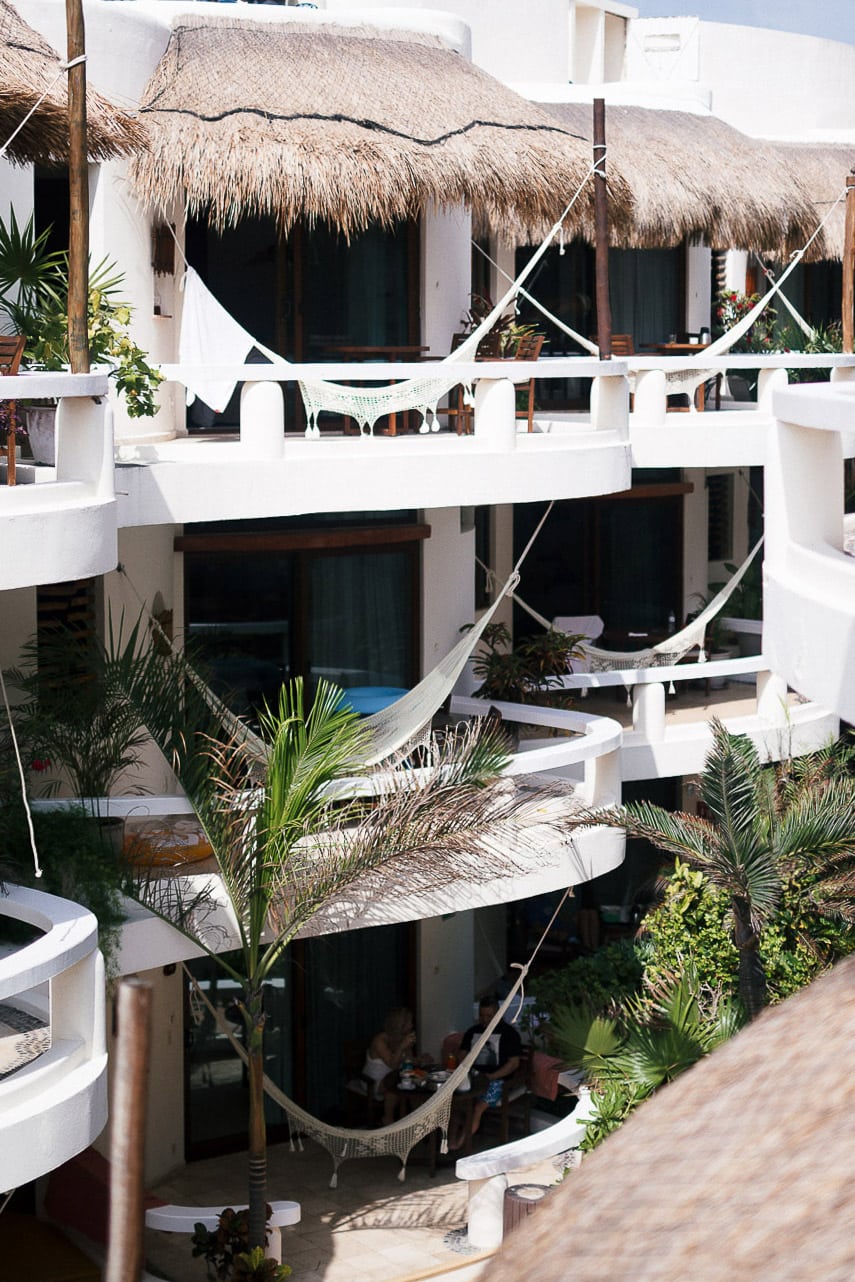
607,720 -> 855,1020
123,647 -> 577,1251
549,970 -> 744,1148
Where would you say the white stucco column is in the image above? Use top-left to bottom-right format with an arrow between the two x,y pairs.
421,204 -> 471,358
474,377 -> 516,449
417,913 -> 475,1065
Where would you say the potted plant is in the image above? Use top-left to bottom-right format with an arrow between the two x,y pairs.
714,289 -> 777,400
0,209 -> 163,461
468,621 -> 584,730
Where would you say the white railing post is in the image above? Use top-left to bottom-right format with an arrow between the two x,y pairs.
632,368 -> 666,426
757,367 -> 788,413
240,381 -> 285,458
756,670 -> 789,725
50,946 -> 105,1058
583,744 -> 621,807
632,681 -> 665,741
55,394 -> 115,498
473,377 -> 516,449
590,373 -> 629,433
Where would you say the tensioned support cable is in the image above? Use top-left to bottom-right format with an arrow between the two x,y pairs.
0,666 -> 42,878
0,54 -> 87,160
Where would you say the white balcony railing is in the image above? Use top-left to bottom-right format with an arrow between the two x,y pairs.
0,884 -> 108,1189
454,654 -> 837,786
764,379 -> 855,723
0,370 -> 117,590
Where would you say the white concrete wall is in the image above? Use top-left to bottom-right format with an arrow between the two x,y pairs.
422,205 -> 472,358
421,507 -> 475,679
95,963 -> 184,1184
685,244 -> 712,336
627,16 -> 855,140
417,912 -> 474,1063
330,0 -> 569,82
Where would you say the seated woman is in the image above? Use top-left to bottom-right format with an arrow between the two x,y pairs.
363,1007 -> 416,1125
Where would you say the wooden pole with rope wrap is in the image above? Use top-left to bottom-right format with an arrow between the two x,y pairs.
66,0 -> 90,375
593,98 -> 611,360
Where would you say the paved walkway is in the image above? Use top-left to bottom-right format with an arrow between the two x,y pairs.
146,1135 -> 496,1282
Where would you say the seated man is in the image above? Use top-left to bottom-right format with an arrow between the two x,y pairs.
452,994 -> 521,1148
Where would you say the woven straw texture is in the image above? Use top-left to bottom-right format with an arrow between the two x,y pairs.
486,954 -> 855,1282
131,15 -> 632,236
514,103 -> 850,260
0,0 -> 146,163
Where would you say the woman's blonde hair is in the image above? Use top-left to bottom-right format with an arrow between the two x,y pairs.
384,1007 -> 413,1047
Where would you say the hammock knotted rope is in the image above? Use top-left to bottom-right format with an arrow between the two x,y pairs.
183,885 -> 573,1186
118,502 -> 555,769
177,161 -> 603,437
484,536 -> 764,672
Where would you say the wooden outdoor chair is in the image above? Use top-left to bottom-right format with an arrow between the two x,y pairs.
480,1045 -> 533,1146
0,335 -> 26,485
514,332 -> 545,431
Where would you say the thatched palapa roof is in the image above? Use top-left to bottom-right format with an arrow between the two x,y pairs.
765,140 -> 855,261
527,103 -> 841,260
130,16 -> 632,238
0,0 -> 146,163
485,954 -> 855,1282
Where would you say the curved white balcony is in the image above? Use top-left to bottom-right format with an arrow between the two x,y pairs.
628,355 -> 855,468
0,372 -> 117,591
764,379 -> 855,723
103,706 -> 627,973
0,884 -> 108,1190
556,655 -> 838,780
116,357 -> 630,524
453,655 -> 835,781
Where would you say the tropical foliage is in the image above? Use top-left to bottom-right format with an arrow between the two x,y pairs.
115,631 -> 574,1251
714,289 -> 776,354
0,208 -> 163,417
616,722 -> 855,1020
550,971 -> 744,1150
469,621 -> 583,708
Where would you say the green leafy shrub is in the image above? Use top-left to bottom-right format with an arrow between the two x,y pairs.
640,859 -> 739,997
468,622 -> 584,709
529,937 -> 644,1021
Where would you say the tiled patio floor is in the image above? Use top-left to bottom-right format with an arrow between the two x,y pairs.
145,1133 -> 516,1282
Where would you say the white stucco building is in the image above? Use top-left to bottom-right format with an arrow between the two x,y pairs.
1,0 -> 853,1256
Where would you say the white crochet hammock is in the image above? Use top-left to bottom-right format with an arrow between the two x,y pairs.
118,502 -> 553,769
183,887 -> 570,1186
501,536 -> 764,673
178,162 -> 601,437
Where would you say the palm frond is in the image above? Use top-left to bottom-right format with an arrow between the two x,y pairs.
699,720 -> 763,848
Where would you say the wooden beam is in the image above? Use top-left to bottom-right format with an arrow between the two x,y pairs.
66,0 -> 90,374
593,98 -> 611,361
843,173 -> 855,353
174,523 -> 431,554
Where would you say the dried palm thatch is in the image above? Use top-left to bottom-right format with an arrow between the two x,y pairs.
485,954 -> 855,1282
763,141 -> 855,261
503,103 -> 828,259
130,16 -> 633,238
0,0 -> 146,163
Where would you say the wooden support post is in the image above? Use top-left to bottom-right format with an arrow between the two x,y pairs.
66,0 -> 90,375
593,98 -> 611,361
105,979 -> 152,1282
843,173 -> 855,353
